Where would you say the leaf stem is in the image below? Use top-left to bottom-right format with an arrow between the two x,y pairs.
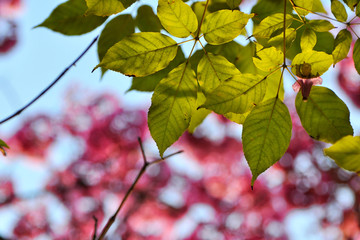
0,36 -> 99,125
196,0 -> 210,39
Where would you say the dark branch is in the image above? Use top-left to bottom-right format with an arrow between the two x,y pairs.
0,36 -> 99,125
92,216 -> 98,240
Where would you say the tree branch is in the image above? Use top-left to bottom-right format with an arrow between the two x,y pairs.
96,138 -> 183,240
0,36 -> 99,125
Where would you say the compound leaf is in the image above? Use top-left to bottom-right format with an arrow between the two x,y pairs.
253,13 -> 293,38
332,29 -> 352,65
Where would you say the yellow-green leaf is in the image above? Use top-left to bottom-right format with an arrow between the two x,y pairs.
353,39 -> 360,75
243,98 -> 292,185
148,63 -> 197,157
136,5 -> 162,32
0,139 -> 9,156
200,73 -> 267,114
331,0 -> 348,22
300,28 -> 317,52
324,136 -> 360,172
253,13 -> 293,38
292,50 -> 332,77
225,111 -> 250,124
307,20 -> 335,32
268,28 -> 297,51
293,0 -> 313,16
295,86 -> 353,143
197,53 -> 240,95
36,0 -> 107,35
332,29 -> 352,65
188,91 -> 211,133
85,0 -> 135,16
253,46 -> 283,72
157,0 -> 198,38
226,0 -> 242,9
95,32 -> 178,77
343,0 -> 359,11
202,10 -> 253,45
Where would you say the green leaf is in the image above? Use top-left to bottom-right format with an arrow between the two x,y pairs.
295,86 -> 353,143
36,0 -> 107,35
226,0 -> 241,9
136,5 -> 162,32
97,14 -> 134,76
293,0 -> 313,16
332,29 -> 352,65
324,136 -> 360,172
292,50 -> 332,77
243,98 -> 292,185
343,0 -> 360,11
197,52 -> 240,95
128,47 -> 185,92
157,0 -> 198,38
200,73 -> 267,114
225,111 -> 250,124
191,1 -> 210,26
148,63 -> 197,157
262,69 -> 284,101
0,139 -> 9,156
312,0 -> 326,13
188,91 -> 211,133
253,13 -> 293,38
331,0 -> 348,22
253,46 -> 283,72
357,3 -> 360,17
85,0 -> 135,16
95,32 -> 178,77
268,28 -> 297,51
300,28 -> 317,52
353,39 -> 360,75
307,20 -> 335,32
202,10 -> 253,45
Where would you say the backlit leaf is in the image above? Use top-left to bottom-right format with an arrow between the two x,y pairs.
253,13 -> 293,38
148,63 -> 197,157
300,28 -> 317,52
36,0 -> 107,35
225,111 -> 250,124
197,52 -> 240,95
307,20 -> 335,32
331,0 -> 348,22
188,91 -> 211,133
157,0 -> 198,38
136,5 -> 162,32
268,28 -> 297,51
243,98 -> 292,185
95,32 -> 178,77
293,0 -> 313,16
332,29 -> 352,65
202,10 -> 253,45
226,0 -> 241,9
253,46 -> 283,72
324,136 -> 360,172
292,50 -> 332,77
0,139 -> 9,156
295,86 -> 353,143
85,0 -> 135,16
353,39 -> 360,75
343,0 -> 360,11
200,73 -> 267,114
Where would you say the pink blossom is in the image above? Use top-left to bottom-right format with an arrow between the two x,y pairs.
292,76 -> 322,100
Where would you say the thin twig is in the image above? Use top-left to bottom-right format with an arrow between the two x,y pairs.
92,216 -> 98,240
96,138 -> 183,240
0,36 -> 99,125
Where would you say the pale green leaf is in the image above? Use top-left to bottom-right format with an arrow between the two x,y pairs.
225,111 -> 250,124
226,0 -> 242,9
200,73 -> 267,114
324,136 -> 360,172
262,69 -> 284,101
128,47 -> 185,92
136,5 -> 162,32
188,91 -> 211,133
312,0 -> 327,13
95,32 -> 178,77
253,46 -> 283,72
292,50 -> 332,77
307,20 -> 335,32
332,29 -> 352,65
331,0 -> 348,22
157,0 -> 198,38
197,52 -> 240,95
267,28 -> 297,51
243,98 -> 292,185
36,0 -> 107,35
85,0 -> 135,16
293,0 -> 313,16
0,139 -> 9,157
300,28 -> 317,52
253,13 -> 293,38
202,10 -> 253,45
353,39 -> 360,75
191,1 -> 209,28
296,86 -> 353,143
148,63 -> 197,157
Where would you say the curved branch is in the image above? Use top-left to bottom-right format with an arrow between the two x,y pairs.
0,36 -> 99,125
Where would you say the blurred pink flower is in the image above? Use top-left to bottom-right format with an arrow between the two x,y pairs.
292,76 -> 322,100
